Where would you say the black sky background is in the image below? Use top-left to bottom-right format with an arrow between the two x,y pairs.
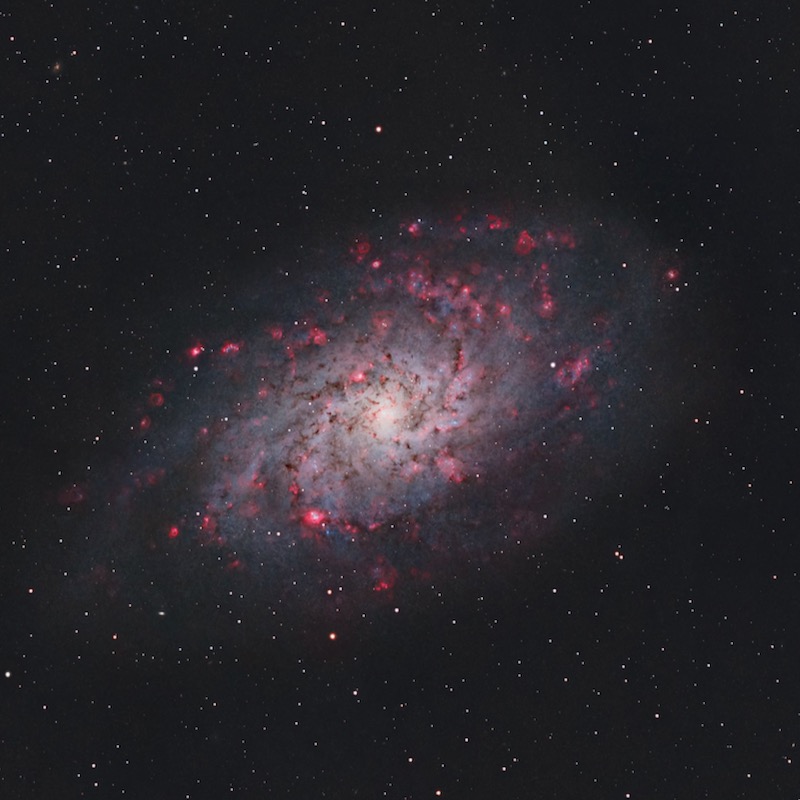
3,1 -> 799,797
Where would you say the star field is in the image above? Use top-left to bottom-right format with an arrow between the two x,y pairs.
3,1 -> 799,798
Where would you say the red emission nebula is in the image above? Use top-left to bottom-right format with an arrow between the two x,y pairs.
66,211 -> 678,617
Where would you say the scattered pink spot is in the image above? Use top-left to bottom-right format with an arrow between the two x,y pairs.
515,230 -> 536,255
537,297 -> 556,319
435,451 -> 465,483
372,310 -> 394,333
558,231 -> 577,249
661,266 -> 683,292
371,558 -> 398,593
302,508 -> 328,527
308,327 -> 328,346
533,269 -> 556,319
220,340 -> 242,356
341,520 -> 361,536
555,354 -> 592,387
487,213 -> 510,231
198,513 -> 222,546
148,392 -> 164,407
251,472 -> 267,490
187,343 -> 205,360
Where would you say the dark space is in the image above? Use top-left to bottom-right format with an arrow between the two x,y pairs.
2,2 -> 798,798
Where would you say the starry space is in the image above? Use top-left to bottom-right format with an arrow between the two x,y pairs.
3,1 -> 799,798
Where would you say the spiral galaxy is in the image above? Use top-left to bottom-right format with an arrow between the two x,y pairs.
69,210 -> 673,621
